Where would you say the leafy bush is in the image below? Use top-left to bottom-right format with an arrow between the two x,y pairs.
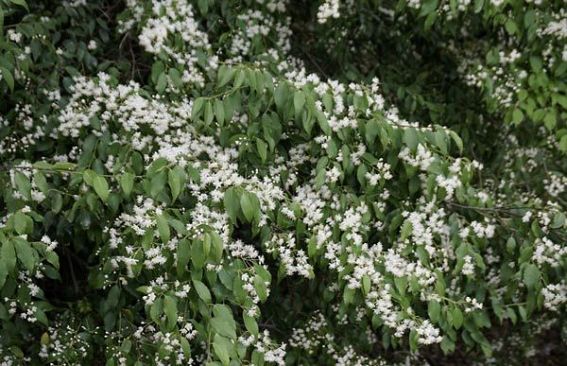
0,0 -> 565,365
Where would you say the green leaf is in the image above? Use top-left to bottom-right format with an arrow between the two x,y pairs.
191,240 -> 207,269
35,308 -> 48,326
151,61 -> 165,84
13,212 -> 32,235
209,231 -> 224,262
253,275 -> 268,302
448,131 -> 463,153
234,69 -> 246,88
246,69 -> 258,92
365,120 -> 380,144
217,66 -> 235,88
83,169 -> 96,185
361,275 -> 371,295
211,304 -> 236,339
507,307 -> 517,324
33,172 -> 49,194
240,191 -> 260,223
523,264 -> 540,289
168,167 -> 185,202
409,329 -> 418,352
428,301 -> 441,323
419,0 -> 438,16
0,67 -> 14,92
205,101 -> 214,124
551,212 -> 565,229
506,237 -> 516,254
168,68 -> 182,89
403,128 -> 418,150
14,172 -> 31,200
274,82 -> 289,111
210,314 -> 236,340
400,221 -> 413,241
192,97 -> 206,121
213,304 -> 234,321
180,337 -> 191,357
474,0 -> 484,13
1,240 -> 17,273
13,239 -> 34,272
433,131 -> 447,154
255,265 -> 272,283
51,193 -> 63,213
106,285 -> 121,308
163,295 -> 177,329
251,351 -> 264,366
293,91 -> 305,117
441,337 -> 455,354
543,111 -> 556,130
0,7 -> 4,37
559,135 -> 567,153
243,314 -> 259,336
93,176 -> 109,202
176,239 -> 191,275
214,99 -> 225,125
120,172 -> 135,197
529,56 -> 543,73
316,110 -> 331,135
156,214 -> 170,243
512,108 -> 524,125
120,339 -> 132,354
150,297 -> 163,323
213,334 -> 231,366
0,261 -> 7,289
192,280 -> 211,303
256,138 -> 268,162
203,234 -> 211,258
223,188 -> 240,223
9,0 -> 29,11
452,307 -> 463,329
53,162 -> 76,171
150,171 -> 167,198
505,20 -> 518,35
198,0 -> 209,15
156,72 -> 167,93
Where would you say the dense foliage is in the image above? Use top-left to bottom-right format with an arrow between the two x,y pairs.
0,0 -> 565,365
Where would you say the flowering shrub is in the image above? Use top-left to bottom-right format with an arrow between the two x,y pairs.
0,0 -> 565,365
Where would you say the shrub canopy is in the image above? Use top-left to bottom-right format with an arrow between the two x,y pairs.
0,0 -> 565,365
